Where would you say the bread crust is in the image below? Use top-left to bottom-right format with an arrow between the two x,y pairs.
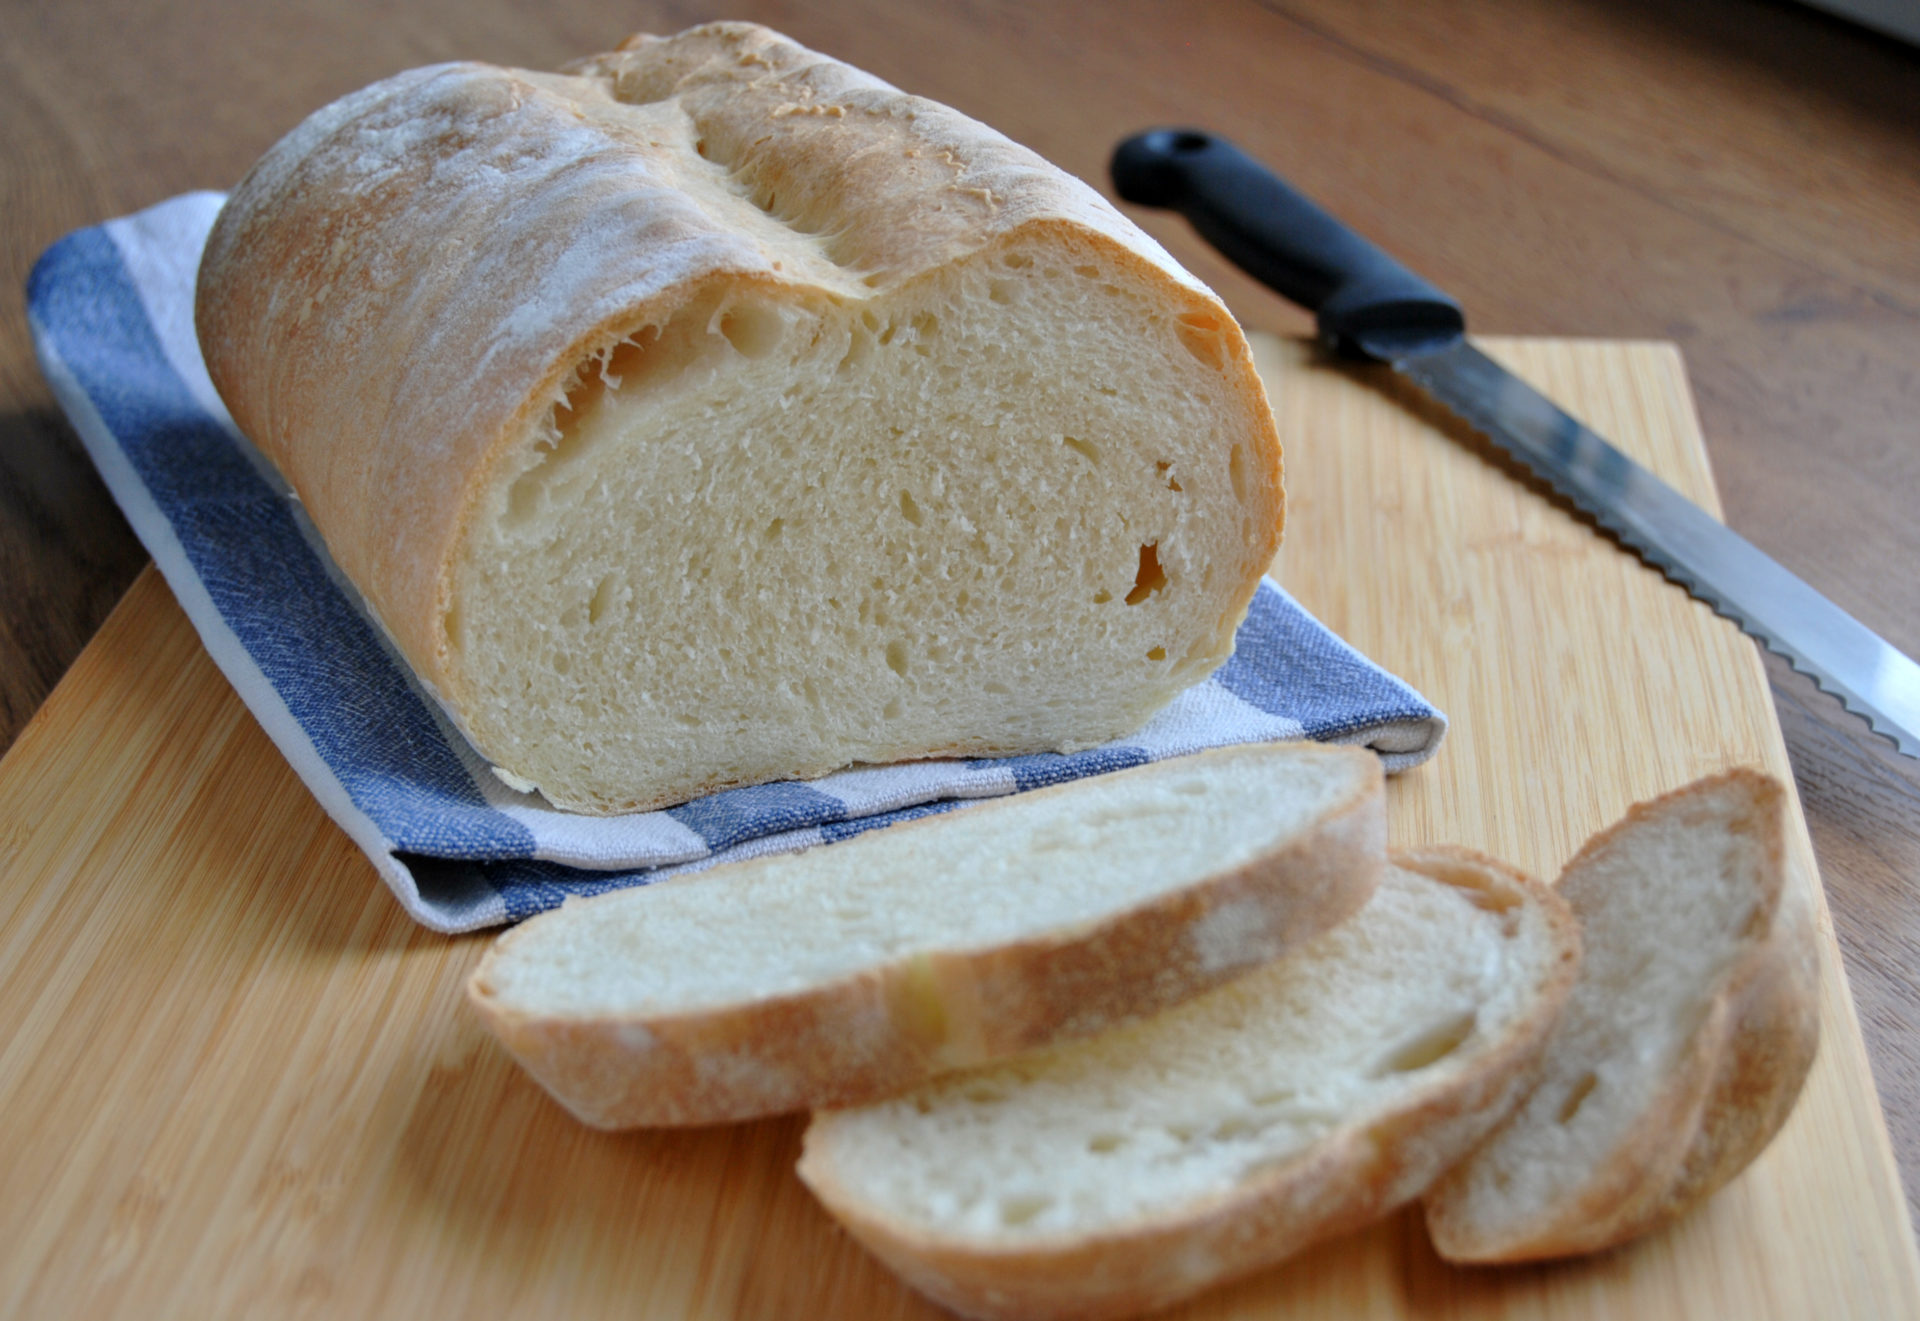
797,847 -> 1581,1321
468,744 -> 1384,1127
194,22 -> 1285,809
1422,769 -> 1819,1262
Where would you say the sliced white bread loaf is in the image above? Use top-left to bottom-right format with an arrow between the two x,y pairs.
1422,769 -> 1817,1262
194,21 -> 1285,814
469,742 -> 1384,1127
798,847 -> 1580,1321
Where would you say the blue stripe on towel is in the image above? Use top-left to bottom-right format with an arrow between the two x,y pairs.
28,227 -> 536,859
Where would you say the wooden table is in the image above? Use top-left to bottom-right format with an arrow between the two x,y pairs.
4,0 -> 1918,1250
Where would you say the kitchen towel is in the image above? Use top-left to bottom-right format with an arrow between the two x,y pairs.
26,192 -> 1446,932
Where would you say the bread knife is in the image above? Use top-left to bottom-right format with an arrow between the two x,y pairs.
1111,128 -> 1920,760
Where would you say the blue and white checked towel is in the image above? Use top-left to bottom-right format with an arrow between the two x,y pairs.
26,192 -> 1446,933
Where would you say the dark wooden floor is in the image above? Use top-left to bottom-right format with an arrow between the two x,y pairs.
5,0 -> 1919,1226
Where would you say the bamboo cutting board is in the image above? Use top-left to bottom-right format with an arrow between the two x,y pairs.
1,337 -> 1915,1319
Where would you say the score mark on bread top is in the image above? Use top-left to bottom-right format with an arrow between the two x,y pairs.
194,22 -> 1284,814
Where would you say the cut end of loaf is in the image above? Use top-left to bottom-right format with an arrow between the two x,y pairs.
450,232 -> 1280,813
192,19 -> 1284,817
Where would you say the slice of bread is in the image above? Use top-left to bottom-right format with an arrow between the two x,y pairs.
1422,769 -> 1817,1261
797,847 -> 1580,1321
194,22 -> 1285,814
469,742 -> 1384,1127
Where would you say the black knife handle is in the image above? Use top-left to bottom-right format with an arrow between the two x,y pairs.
1111,129 -> 1464,361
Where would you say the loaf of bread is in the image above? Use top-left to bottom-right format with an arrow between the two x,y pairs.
1423,769 -> 1817,1261
798,847 -> 1580,1321
469,742 -> 1383,1126
193,21 -> 1285,813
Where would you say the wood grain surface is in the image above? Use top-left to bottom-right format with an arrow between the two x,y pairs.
5,0 -> 1920,1286
2,338 -> 1915,1318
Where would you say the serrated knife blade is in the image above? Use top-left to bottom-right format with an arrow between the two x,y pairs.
1400,341 -> 1920,756
1111,128 -> 1920,759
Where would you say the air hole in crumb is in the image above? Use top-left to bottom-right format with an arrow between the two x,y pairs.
1087,1133 -> 1125,1154
837,328 -> 870,374
552,367 -> 605,433
587,574 -> 618,625
718,304 -> 783,358
862,271 -> 885,288
504,476 -> 541,527
506,360 -> 609,528
1175,313 -> 1225,369
883,697 -> 903,719
999,1195 -> 1052,1227
983,680 -> 1010,695
1147,646 -> 1166,660
912,311 -> 939,340
1074,264 -> 1099,278
899,491 -> 923,525
886,641 -> 910,677
1557,1072 -> 1600,1124
1126,543 -> 1167,605
1002,252 -> 1032,269
1156,460 -> 1183,492
1062,435 -> 1098,463
694,137 -> 710,159
1374,1011 -> 1477,1076
1213,1115 -> 1261,1140
988,279 -> 1015,304
602,332 -> 655,389
765,518 -> 784,540
1092,589 -> 1112,604
1228,445 -> 1247,503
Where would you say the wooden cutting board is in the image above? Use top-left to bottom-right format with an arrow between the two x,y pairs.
2,337 -> 1915,1319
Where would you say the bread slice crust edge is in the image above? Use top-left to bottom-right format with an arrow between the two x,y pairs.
796,846 -> 1581,1321
1422,768 -> 1820,1263
468,743 -> 1384,1127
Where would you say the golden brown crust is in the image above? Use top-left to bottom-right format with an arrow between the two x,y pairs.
1422,769 -> 1819,1262
796,847 -> 1581,1321
467,744 -> 1383,1127
194,21 -> 1284,802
